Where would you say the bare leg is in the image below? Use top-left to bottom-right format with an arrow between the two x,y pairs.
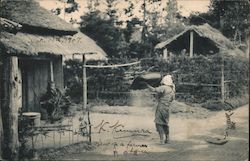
164,125 -> 169,143
159,133 -> 164,144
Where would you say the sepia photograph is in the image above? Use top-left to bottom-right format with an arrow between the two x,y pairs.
0,0 -> 249,160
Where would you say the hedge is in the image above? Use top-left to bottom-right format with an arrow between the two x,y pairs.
63,58 -> 131,105
140,54 -> 249,103
63,54 -> 249,105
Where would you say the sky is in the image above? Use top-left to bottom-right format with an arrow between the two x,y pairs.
178,0 -> 210,16
38,0 -> 210,27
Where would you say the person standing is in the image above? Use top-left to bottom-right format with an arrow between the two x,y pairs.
145,75 -> 175,144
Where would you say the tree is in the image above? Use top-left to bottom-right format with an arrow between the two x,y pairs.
123,18 -> 142,43
165,0 -> 178,25
210,0 -> 249,43
189,12 -> 214,26
189,0 -> 250,43
80,0 -> 185,58
140,0 -> 184,57
87,0 -> 100,12
64,0 -> 79,14
80,11 -> 126,58
105,0 -> 118,21
49,0 -> 80,25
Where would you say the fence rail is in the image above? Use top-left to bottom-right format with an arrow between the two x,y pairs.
20,116 -> 90,151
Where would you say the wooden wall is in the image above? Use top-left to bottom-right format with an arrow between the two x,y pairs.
19,56 -> 63,112
53,56 -> 63,90
0,56 -> 3,159
0,55 -> 63,159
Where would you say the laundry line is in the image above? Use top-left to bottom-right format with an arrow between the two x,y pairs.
84,60 -> 141,68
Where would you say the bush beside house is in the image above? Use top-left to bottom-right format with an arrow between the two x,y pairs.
63,54 -> 249,108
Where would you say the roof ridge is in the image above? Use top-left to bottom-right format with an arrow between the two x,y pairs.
0,0 -> 77,34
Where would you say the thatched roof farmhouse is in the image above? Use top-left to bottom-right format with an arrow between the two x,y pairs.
0,0 -> 108,112
155,24 -> 245,59
0,1 -> 107,159
0,0 -> 109,112
0,0 -> 107,61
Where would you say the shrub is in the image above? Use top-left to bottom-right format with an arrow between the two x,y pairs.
140,54 -> 249,103
63,54 -> 249,106
63,59 -> 83,103
63,59 -> 131,105
202,94 -> 249,110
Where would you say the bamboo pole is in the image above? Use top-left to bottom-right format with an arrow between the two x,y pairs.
82,55 -> 91,143
0,95 -> 3,160
2,56 -> 19,160
82,55 -> 87,111
221,54 -> 225,106
84,61 -> 140,68
163,48 -> 168,60
247,37 -> 249,58
0,57 -> 3,160
87,110 -> 91,143
189,31 -> 194,58
142,0 -> 146,43
0,107 -> 2,160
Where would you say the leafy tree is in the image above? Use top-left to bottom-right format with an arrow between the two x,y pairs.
87,0 -> 100,12
189,0 -> 250,43
80,11 -> 126,58
123,0 -> 134,18
210,0 -> 249,42
156,22 -> 185,42
123,18 -> 142,43
138,0 -> 184,57
64,0 -> 79,14
105,0 -> 118,20
165,0 -> 179,25
189,12 -> 214,25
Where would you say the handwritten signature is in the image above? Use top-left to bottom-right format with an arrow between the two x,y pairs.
94,120 -> 152,138
96,140 -> 149,156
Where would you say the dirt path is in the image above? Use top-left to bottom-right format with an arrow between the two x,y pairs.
59,104 -> 249,161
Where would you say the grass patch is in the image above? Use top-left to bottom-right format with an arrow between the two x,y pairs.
201,94 -> 249,111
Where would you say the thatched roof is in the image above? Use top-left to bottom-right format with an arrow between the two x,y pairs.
220,48 -> 246,58
0,0 -> 77,33
0,0 -> 108,61
155,24 -> 245,58
0,31 -> 107,61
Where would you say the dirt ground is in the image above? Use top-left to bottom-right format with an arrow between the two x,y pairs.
55,102 -> 249,161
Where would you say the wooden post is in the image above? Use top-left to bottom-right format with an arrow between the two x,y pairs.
221,54 -> 225,105
0,108 -> 2,160
49,60 -> 54,82
0,57 -> 3,160
247,37 -> 249,58
142,0 -> 146,43
82,55 -> 87,110
2,56 -> 19,160
87,110 -> 91,143
163,48 -> 168,60
189,31 -> 194,58
0,76 -> 3,160
82,55 -> 91,143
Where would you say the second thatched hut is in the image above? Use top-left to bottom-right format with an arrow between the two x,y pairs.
155,23 -> 246,60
